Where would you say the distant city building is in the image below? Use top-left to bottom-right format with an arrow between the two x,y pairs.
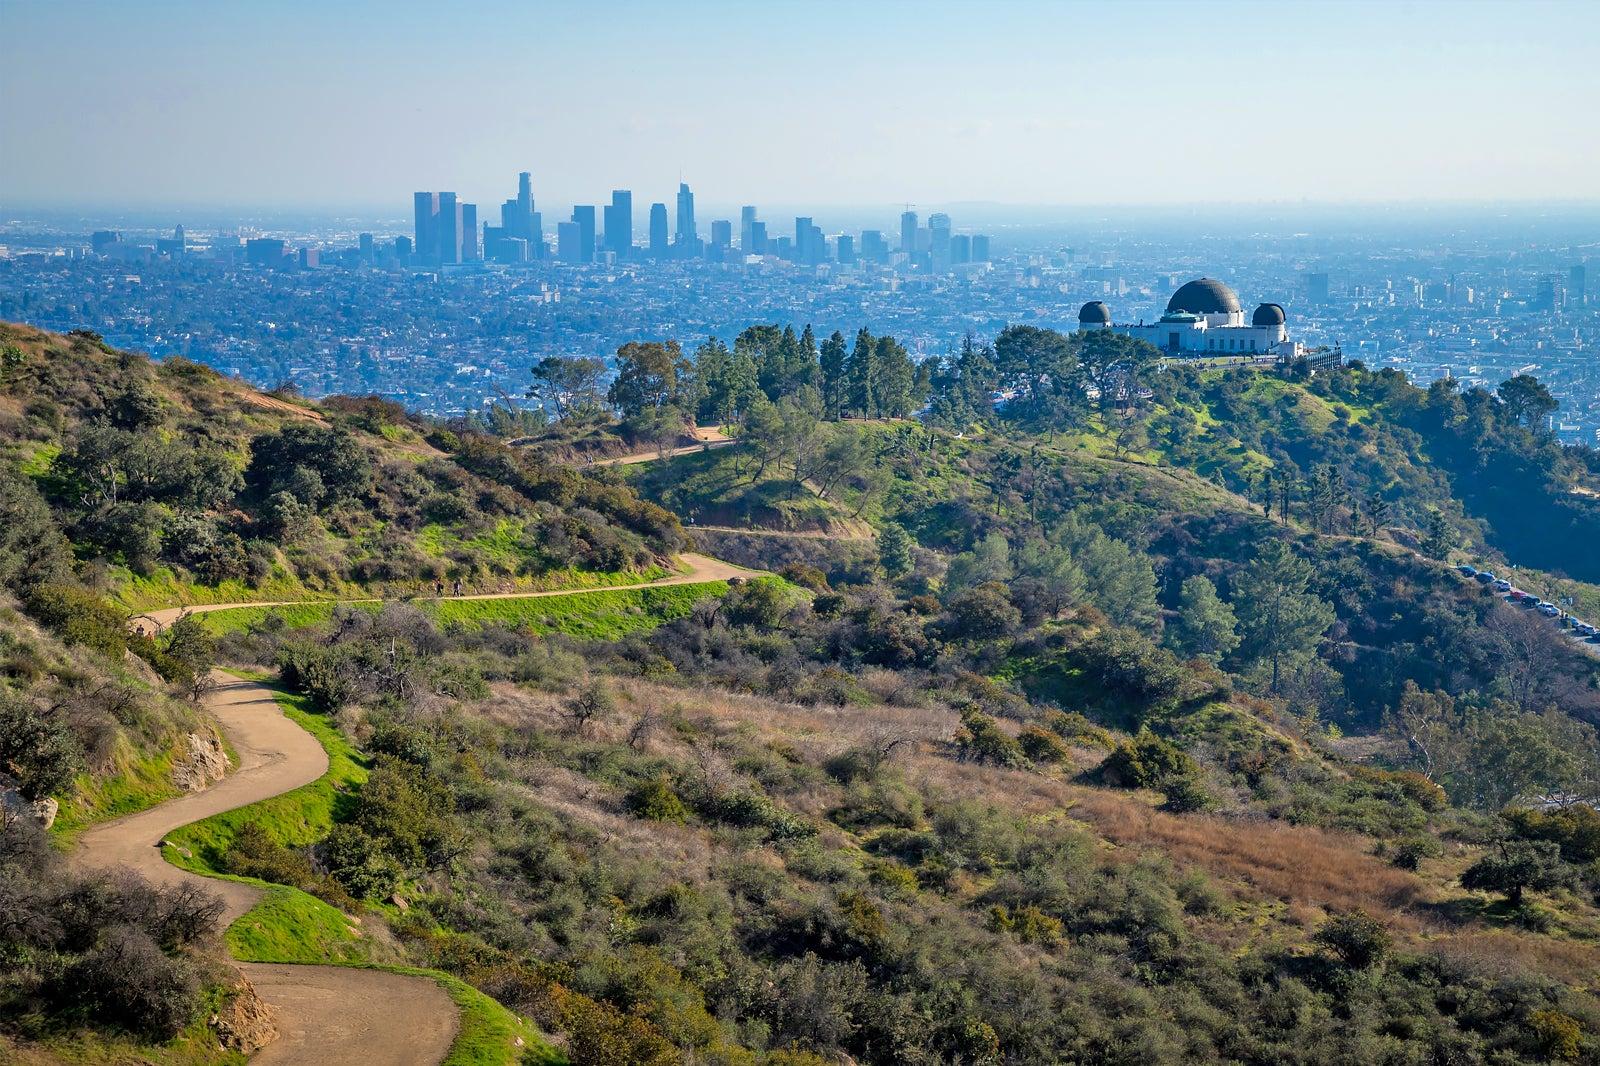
412,192 -> 438,263
437,192 -> 461,264
358,232 -> 374,261
748,220 -> 767,254
556,220 -> 581,262
648,202 -> 669,258
971,234 -> 990,262
571,205 -> 596,263
710,219 -> 732,251
928,213 -> 952,271
604,190 -> 633,256
740,205 -> 758,251
90,230 -> 121,254
837,233 -> 856,265
1307,271 -> 1330,304
900,210 -> 917,254
676,182 -> 697,251
393,235 -> 413,259
1080,277 -> 1303,360
1571,263 -> 1587,305
245,237 -> 287,267
861,230 -> 888,264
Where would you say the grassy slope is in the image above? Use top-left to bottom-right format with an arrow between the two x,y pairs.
193,580 -> 731,639
164,683 -> 565,1066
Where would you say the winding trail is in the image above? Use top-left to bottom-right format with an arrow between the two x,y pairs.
73,673 -> 459,1064
130,551 -> 762,635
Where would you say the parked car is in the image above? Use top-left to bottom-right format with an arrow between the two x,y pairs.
1508,589 -> 1527,600
1456,565 -> 1478,577
1493,579 -> 1512,592
1540,604 -> 1561,617
1475,571 -> 1496,584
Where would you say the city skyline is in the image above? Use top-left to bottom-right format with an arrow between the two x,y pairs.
3,1 -> 1598,211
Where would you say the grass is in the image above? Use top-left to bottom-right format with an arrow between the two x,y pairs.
193,580 -> 730,639
50,744 -> 182,843
226,885 -> 372,964
160,681 -> 564,1065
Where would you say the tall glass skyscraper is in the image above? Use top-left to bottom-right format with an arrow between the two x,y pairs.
676,182 -> 697,247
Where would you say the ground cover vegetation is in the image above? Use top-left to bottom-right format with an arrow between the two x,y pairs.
6,321 -> 1600,1063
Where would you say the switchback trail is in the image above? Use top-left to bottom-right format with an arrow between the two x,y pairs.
72,672 -> 459,1064
131,551 -> 762,634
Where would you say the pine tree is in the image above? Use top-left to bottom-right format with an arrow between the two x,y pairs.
1170,575 -> 1240,664
1234,541 -> 1336,694
845,327 -> 877,418
1421,509 -> 1453,560
819,330 -> 848,420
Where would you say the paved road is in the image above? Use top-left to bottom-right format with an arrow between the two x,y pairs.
72,673 -> 460,1065
131,551 -> 762,635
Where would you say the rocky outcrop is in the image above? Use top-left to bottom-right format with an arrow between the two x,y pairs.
0,775 -> 58,829
172,730 -> 231,792
210,975 -> 279,1053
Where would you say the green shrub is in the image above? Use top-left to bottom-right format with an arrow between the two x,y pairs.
626,776 -> 687,822
952,710 -> 1027,768
1017,725 -> 1072,764
24,582 -> 127,659
0,692 -> 82,799
1313,910 -> 1391,970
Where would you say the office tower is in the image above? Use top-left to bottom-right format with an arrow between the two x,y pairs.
518,171 -> 533,219
837,234 -> 855,265
950,234 -> 970,265
358,232 -> 374,261
394,236 -> 413,259
740,205 -> 757,251
1307,271 -> 1330,304
436,192 -> 461,264
245,237 -> 286,266
749,220 -> 767,254
928,212 -> 952,271
557,220 -> 581,262
1536,277 -> 1561,312
461,203 -> 479,261
649,203 -> 669,258
571,205 -> 596,263
1571,264 -> 1587,305
604,190 -> 633,255
156,224 -> 186,258
676,182 -> 697,248
971,235 -> 990,263
413,192 -> 439,262
794,217 -> 812,263
298,247 -> 320,269
861,230 -> 887,264
900,210 -> 917,253
90,230 -> 121,254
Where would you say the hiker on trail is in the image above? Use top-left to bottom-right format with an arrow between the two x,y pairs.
453,578 -> 463,597
435,579 -> 444,598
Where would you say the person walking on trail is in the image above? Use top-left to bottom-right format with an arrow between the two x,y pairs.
453,578 -> 463,597
434,579 -> 444,598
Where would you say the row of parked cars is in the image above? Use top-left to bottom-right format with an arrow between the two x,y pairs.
1456,565 -> 1600,643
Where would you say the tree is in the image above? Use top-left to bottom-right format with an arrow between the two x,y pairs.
527,355 -> 607,421
690,337 -> 760,426
607,340 -> 688,419
843,328 -> 877,418
1169,575 -> 1240,664
1420,509 -> 1453,560
1496,374 -> 1557,432
819,330 -> 848,419
944,532 -> 1012,594
1233,541 -> 1335,694
877,523 -> 914,580
992,325 -> 1070,418
872,334 -> 917,418
0,694 -> 82,799
1460,839 -> 1572,905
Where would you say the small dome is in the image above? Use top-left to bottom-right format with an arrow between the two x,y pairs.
1166,278 -> 1242,316
1078,300 -> 1111,324
1252,302 -> 1286,326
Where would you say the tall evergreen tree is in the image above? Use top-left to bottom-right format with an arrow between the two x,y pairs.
819,330 -> 848,419
1234,541 -> 1336,694
845,327 -> 877,418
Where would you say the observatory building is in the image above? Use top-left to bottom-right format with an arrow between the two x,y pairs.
1078,278 -> 1302,359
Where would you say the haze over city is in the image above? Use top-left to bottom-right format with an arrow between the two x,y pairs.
4,0 -> 1598,212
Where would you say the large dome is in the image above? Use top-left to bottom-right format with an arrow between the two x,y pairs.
1166,278 -> 1241,316
1078,300 -> 1111,324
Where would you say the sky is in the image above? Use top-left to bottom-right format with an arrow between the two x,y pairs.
2,0 -> 1597,213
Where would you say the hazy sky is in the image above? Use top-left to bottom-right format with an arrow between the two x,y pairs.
2,0 -> 1597,212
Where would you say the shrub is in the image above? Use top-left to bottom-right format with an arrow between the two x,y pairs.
1042,710 -> 1116,750
24,582 -> 127,659
1460,839 -> 1574,905
1389,835 -> 1442,871
627,776 -> 687,822
1017,725 -> 1072,764
1313,910 -> 1391,969
322,823 -> 403,901
58,925 -> 200,1038
952,710 -> 1027,768
1504,804 -> 1600,866
0,693 -> 83,799
1528,1008 -> 1583,1062
1099,728 -> 1198,791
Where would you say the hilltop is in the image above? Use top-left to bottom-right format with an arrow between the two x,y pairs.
4,322 -> 1600,1065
